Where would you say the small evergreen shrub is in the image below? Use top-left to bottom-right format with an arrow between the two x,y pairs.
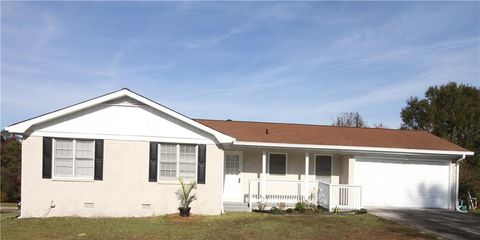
270,206 -> 281,214
294,202 -> 306,213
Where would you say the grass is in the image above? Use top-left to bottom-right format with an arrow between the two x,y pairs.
470,208 -> 480,216
0,212 -> 437,240
0,203 -> 17,208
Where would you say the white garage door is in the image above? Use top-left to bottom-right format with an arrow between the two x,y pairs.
355,157 -> 450,208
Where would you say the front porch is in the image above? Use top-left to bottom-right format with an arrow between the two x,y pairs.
222,149 -> 363,212
248,179 -> 362,211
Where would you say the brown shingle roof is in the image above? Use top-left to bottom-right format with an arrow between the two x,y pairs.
195,119 -> 468,152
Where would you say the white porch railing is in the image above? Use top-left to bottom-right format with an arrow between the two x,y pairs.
320,183 -> 363,211
248,179 -> 320,208
248,179 -> 362,211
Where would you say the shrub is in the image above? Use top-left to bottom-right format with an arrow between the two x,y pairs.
355,209 -> 368,214
286,208 -> 294,213
333,207 -> 339,214
270,206 -> 280,214
294,202 -> 306,213
277,202 -> 286,211
257,201 -> 267,211
176,177 -> 197,208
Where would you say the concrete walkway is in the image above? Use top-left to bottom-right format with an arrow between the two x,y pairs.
370,208 -> 480,240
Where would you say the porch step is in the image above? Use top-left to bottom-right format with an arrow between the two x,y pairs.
224,202 -> 250,212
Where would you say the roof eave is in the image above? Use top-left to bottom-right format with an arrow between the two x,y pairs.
231,141 -> 474,156
5,89 -> 236,144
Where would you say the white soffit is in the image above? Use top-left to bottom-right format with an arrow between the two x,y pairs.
232,141 -> 474,157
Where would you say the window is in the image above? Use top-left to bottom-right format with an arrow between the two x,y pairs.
268,153 -> 287,175
158,144 -> 197,181
53,139 -> 94,179
159,144 -> 177,179
225,154 -> 240,175
315,155 -> 332,183
179,145 -> 196,180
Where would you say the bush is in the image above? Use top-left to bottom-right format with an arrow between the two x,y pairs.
176,178 -> 197,208
257,201 -> 267,210
270,206 -> 280,214
277,202 -> 286,211
355,209 -> 368,214
286,208 -> 293,213
294,202 -> 306,213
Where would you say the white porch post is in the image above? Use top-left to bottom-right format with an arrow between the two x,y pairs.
348,157 -> 356,184
262,150 -> 267,200
304,153 -> 309,200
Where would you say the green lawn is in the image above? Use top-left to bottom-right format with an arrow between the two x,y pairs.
1,212 -> 436,240
470,208 -> 480,216
0,203 -> 17,208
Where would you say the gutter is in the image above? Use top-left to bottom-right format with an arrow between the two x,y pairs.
455,154 -> 466,212
231,141 -> 474,156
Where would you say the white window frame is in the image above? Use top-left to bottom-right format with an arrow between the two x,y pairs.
267,152 -> 288,176
52,138 -> 95,181
314,154 -> 333,183
158,143 -> 198,182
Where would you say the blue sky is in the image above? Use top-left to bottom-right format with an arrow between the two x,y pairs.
1,1 -> 479,129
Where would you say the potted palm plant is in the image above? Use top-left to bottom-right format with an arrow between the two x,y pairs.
176,177 -> 197,217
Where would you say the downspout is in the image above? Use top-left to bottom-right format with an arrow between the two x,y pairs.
455,154 -> 466,212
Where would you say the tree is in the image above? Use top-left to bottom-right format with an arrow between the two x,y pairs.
332,112 -> 367,128
400,82 -> 480,203
1,129 -> 13,141
371,122 -> 387,129
1,130 -> 22,202
400,97 -> 430,131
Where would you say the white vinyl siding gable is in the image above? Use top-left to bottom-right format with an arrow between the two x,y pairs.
53,139 -> 95,180
158,143 -> 197,181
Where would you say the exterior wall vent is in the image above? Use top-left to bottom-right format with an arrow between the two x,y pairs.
84,202 -> 94,208
141,204 -> 152,209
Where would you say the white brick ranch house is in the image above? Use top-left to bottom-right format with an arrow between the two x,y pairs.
6,89 -> 474,217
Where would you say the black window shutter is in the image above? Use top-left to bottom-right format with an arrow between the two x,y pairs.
42,137 -> 53,179
94,140 -> 104,180
149,142 -> 158,182
197,144 -> 206,184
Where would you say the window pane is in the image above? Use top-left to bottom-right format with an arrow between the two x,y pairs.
225,154 -> 240,175
75,140 -> 94,178
179,145 -> 196,180
159,144 -> 177,179
54,139 -> 73,177
315,155 -> 332,183
269,154 -> 286,175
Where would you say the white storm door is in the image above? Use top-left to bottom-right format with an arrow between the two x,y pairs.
224,152 -> 242,201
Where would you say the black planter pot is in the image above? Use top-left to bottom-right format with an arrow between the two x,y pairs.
178,207 -> 191,217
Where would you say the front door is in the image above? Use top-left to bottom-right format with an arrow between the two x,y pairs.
224,152 -> 242,201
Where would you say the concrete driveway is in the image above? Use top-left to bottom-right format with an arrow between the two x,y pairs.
369,209 -> 480,240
